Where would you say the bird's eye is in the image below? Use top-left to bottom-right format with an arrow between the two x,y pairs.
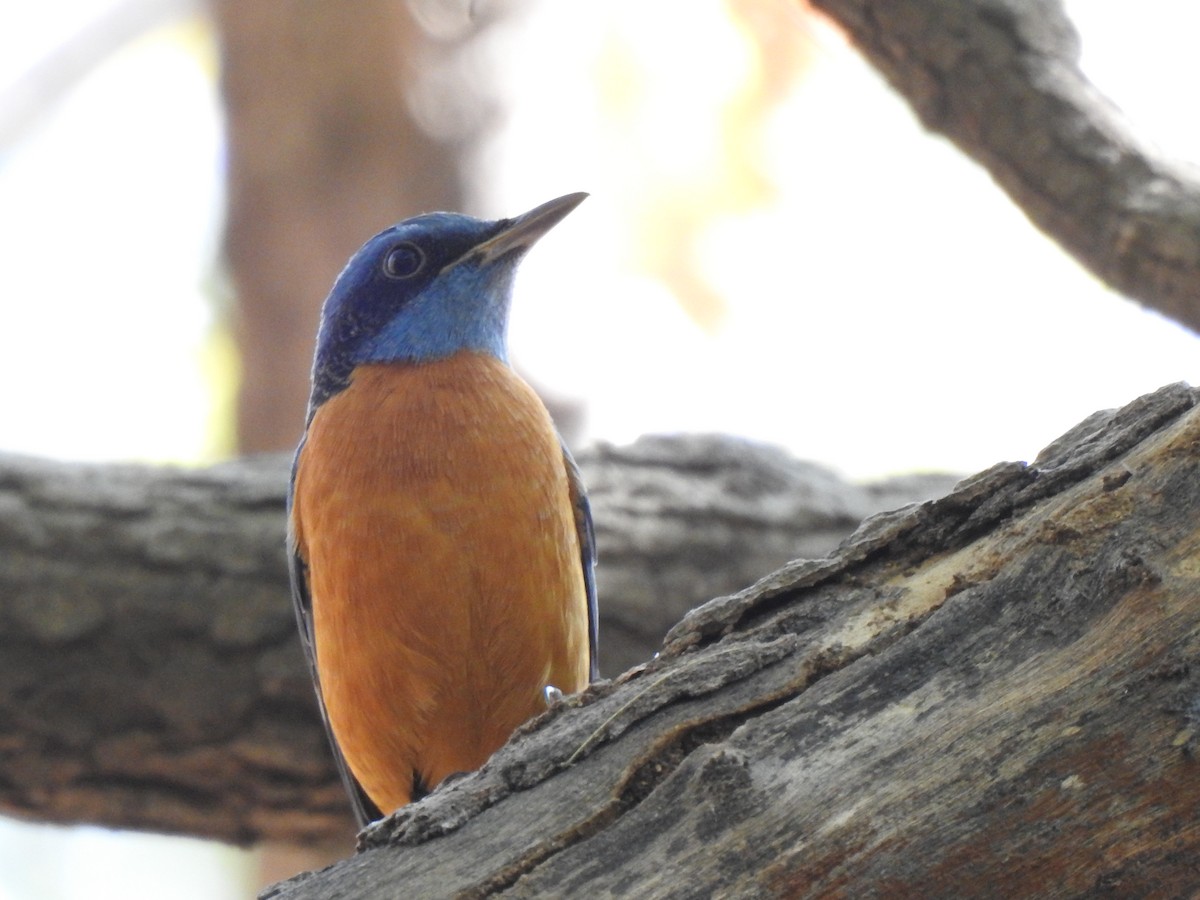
383,242 -> 425,279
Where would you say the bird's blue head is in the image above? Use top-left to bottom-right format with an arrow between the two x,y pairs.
307,191 -> 587,414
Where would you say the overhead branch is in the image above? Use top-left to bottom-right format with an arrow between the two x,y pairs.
810,0 -> 1200,332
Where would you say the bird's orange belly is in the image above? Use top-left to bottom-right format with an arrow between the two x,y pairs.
291,355 -> 590,812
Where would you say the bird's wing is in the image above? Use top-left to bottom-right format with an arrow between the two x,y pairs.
561,442 -> 600,680
287,442 -> 382,827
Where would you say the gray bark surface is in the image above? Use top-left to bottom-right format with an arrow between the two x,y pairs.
0,439 -> 946,844
262,383 -> 1200,898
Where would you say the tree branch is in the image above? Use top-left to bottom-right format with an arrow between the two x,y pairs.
0,0 -> 196,151
0,439 -> 950,844
0,455 -> 345,843
810,0 -> 1200,332
264,383 -> 1200,897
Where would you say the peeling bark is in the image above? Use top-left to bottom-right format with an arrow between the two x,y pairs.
262,384 -> 1200,898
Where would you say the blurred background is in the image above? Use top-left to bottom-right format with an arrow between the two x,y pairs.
1,0 -> 1198,896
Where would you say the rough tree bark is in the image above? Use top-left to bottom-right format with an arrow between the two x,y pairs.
257,383 -> 1200,899
2,0 -> 1197,894
0,437 -> 949,844
811,0 -> 1200,333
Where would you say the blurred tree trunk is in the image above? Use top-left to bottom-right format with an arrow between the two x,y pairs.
210,0 -> 473,453
208,0 -> 484,881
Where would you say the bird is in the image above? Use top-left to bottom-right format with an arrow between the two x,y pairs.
287,192 -> 598,825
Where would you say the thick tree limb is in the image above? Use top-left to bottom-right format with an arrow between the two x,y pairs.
0,439 -> 948,843
810,0 -> 1200,332
585,437 -> 956,674
262,383 -> 1200,898
0,456 -> 343,843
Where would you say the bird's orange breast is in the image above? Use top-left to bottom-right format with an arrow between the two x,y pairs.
291,353 -> 590,812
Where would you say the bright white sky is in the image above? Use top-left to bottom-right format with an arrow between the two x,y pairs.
0,1 -> 1195,479
0,1 -> 1197,897
493,0 -> 1200,478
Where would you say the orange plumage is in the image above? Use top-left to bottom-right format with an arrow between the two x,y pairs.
291,354 -> 591,812
289,192 -> 594,823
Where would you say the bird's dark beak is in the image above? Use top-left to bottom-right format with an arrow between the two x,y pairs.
463,192 -> 588,268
